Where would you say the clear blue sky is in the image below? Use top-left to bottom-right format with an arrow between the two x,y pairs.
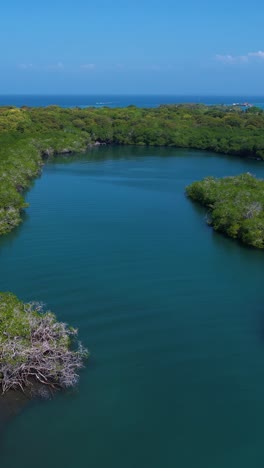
1,0 -> 263,94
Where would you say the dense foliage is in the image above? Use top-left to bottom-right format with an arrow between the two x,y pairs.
0,293 -> 88,394
1,103 -> 264,234
186,173 -> 264,248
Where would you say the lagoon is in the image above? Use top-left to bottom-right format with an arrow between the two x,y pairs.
1,146 -> 264,467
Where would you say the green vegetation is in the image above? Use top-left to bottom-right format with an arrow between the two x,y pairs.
1,104 -> 264,393
0,292 -> 88,394
1,103 -> 264,235
186,173 -> 264,248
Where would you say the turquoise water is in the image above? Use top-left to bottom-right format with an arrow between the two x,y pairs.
1,146 -> 264,467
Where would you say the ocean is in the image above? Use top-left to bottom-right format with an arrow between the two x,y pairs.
0,94 -> 264,109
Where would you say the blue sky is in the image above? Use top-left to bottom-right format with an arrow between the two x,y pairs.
1,0 -> 264,94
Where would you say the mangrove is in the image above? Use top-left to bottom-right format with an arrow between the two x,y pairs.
1,103 -> 264,235
186,173 -> 264,248
0,293 -> 88,394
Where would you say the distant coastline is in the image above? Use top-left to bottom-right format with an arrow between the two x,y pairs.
0,94 -> 264,109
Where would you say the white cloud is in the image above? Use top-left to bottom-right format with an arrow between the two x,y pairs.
46,62 -> 64,70
18,62 -> 64,71
215,50 -> 264,65
248,50 -> 264,59
215,54 -> 248,64
147,65 -> 161,71
80,63 -> 96,70
18,63 -> 34,70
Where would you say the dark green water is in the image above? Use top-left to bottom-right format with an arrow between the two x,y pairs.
1,146 -> 264,467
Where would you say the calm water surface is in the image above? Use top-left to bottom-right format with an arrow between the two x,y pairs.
0,94 -> 264,108
1,146 -> 264,467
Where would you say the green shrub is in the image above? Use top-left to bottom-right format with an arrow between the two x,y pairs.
186,173 -> 264,248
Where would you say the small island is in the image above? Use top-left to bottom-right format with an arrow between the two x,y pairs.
186,173 -> 264,248
0,293 -> 88,395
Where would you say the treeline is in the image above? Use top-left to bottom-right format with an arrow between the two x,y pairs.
186,173 -> 264,249
1,104 -> 264,157
1,103 -> 264,235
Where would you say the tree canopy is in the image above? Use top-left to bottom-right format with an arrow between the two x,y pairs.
1,103 -> 264,237
186,173 -> 264,248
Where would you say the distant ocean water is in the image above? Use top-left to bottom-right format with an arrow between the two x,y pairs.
0,95 -> 264,109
